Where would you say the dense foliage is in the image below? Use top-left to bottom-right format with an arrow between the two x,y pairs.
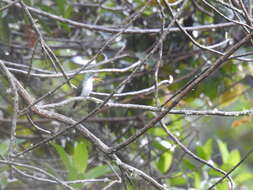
0,0 -> 253,189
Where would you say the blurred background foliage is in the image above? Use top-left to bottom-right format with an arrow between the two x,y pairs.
0,0 -> 253,189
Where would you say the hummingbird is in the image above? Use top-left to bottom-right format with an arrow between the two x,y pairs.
72,73 -> 97,108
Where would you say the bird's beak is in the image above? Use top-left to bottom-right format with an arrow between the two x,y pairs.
93,77 -> 102,82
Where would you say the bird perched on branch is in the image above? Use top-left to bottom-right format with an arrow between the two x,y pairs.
72,73 -> 98,108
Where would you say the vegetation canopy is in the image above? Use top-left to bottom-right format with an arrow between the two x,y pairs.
0,0 -> 253,189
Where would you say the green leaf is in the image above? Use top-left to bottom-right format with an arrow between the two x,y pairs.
149,127 -> 167,137
209,168 -> 223,177
84,165 -> 111,179
183,159 -> 196,170
72,141 -> 88,175
39,4 -> 57,15
196,139 -> 213,160
203,139 -> 213,159
156,151 -> 173,173
220,163 -> 233,172
194,172 -> 201,189
152,142 -> 168,152
235,172 -> 253,185
55,0 -> 66,15
227,150 -> 240,166
169,173 -> 186,186
216,180 -> 229,190
61,83 -> 72,93
196,146 -> 206,160
52,143 -> 72,172
64,5 -> 73,19
152,140 -> 174,152
200,76 -> 220,99
60,22 -> 71,33
203,14 -> 214,24
217,140 -> 229,164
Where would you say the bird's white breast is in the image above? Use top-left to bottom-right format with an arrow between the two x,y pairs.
81,78 -> 93,97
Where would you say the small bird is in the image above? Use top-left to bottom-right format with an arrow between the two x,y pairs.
72,73 -> 97,108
